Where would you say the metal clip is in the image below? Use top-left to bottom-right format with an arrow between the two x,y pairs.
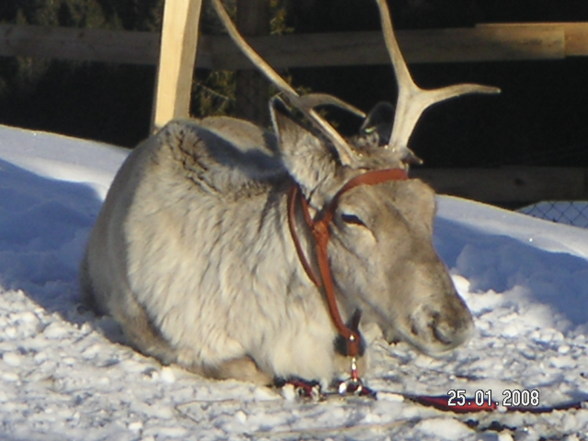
337,357 -> 377,398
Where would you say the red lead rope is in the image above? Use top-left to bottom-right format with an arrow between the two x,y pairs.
286,169 -> 409,371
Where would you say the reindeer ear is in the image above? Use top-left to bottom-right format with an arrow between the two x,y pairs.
270,98 -> 337,193
360,101 -> 395,144
360,101 -> 424,165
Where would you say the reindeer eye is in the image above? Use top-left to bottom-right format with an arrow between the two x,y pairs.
341,213 -> 366,227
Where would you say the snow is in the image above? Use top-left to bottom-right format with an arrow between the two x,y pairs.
1,122 -> 587,441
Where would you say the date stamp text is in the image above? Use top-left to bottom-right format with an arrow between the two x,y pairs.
447,389 -> 540,409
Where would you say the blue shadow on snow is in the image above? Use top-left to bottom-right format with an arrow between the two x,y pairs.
434,217 -> 588,329
0,158 -> 103,314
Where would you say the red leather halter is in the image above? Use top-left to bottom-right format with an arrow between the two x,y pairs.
287,169 -> 409,363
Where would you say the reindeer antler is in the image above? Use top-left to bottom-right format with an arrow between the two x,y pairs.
211,0 -> 364,166
374,0 -> 500,153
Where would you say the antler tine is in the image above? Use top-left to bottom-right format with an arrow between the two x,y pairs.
373,0 -> 500,152
297,93 -> 365,119
211,0 -> 363,165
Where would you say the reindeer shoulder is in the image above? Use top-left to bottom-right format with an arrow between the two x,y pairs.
149,117 -> 287,200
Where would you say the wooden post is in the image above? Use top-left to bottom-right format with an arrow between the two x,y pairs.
235,0 -> 270,125
152,0 -> 203,131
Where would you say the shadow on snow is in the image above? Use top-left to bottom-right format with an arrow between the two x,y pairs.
0,158 -> 102,316
435,217 -> 588,331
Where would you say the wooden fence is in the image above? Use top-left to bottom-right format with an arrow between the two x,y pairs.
2,21 -> 587,128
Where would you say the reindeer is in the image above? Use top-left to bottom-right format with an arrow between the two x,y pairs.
80,0 -> 499,393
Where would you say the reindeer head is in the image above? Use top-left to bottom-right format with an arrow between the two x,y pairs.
271,98 -> 474,355
212,0 -> 499,355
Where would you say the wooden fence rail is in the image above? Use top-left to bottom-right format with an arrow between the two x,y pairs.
413,167 -> 588,205
1,22 -> 587,68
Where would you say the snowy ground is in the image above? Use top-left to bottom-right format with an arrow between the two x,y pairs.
1,123 -> 587,441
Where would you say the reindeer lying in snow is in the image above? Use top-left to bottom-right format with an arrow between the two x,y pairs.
80,0 -> 498,393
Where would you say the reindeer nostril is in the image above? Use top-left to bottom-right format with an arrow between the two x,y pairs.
433,323 -> 454,345
404,300 -> 474,355
428,312 -> 454,345
407,306 -> 473,352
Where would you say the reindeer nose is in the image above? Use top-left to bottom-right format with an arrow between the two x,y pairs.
432,311 -> 474,347
408,303 -> 474,355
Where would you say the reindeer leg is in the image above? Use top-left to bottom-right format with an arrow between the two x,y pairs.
204,356 -> 274,386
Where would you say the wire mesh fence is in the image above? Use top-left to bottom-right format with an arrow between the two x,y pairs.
517,201 -> 588,228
